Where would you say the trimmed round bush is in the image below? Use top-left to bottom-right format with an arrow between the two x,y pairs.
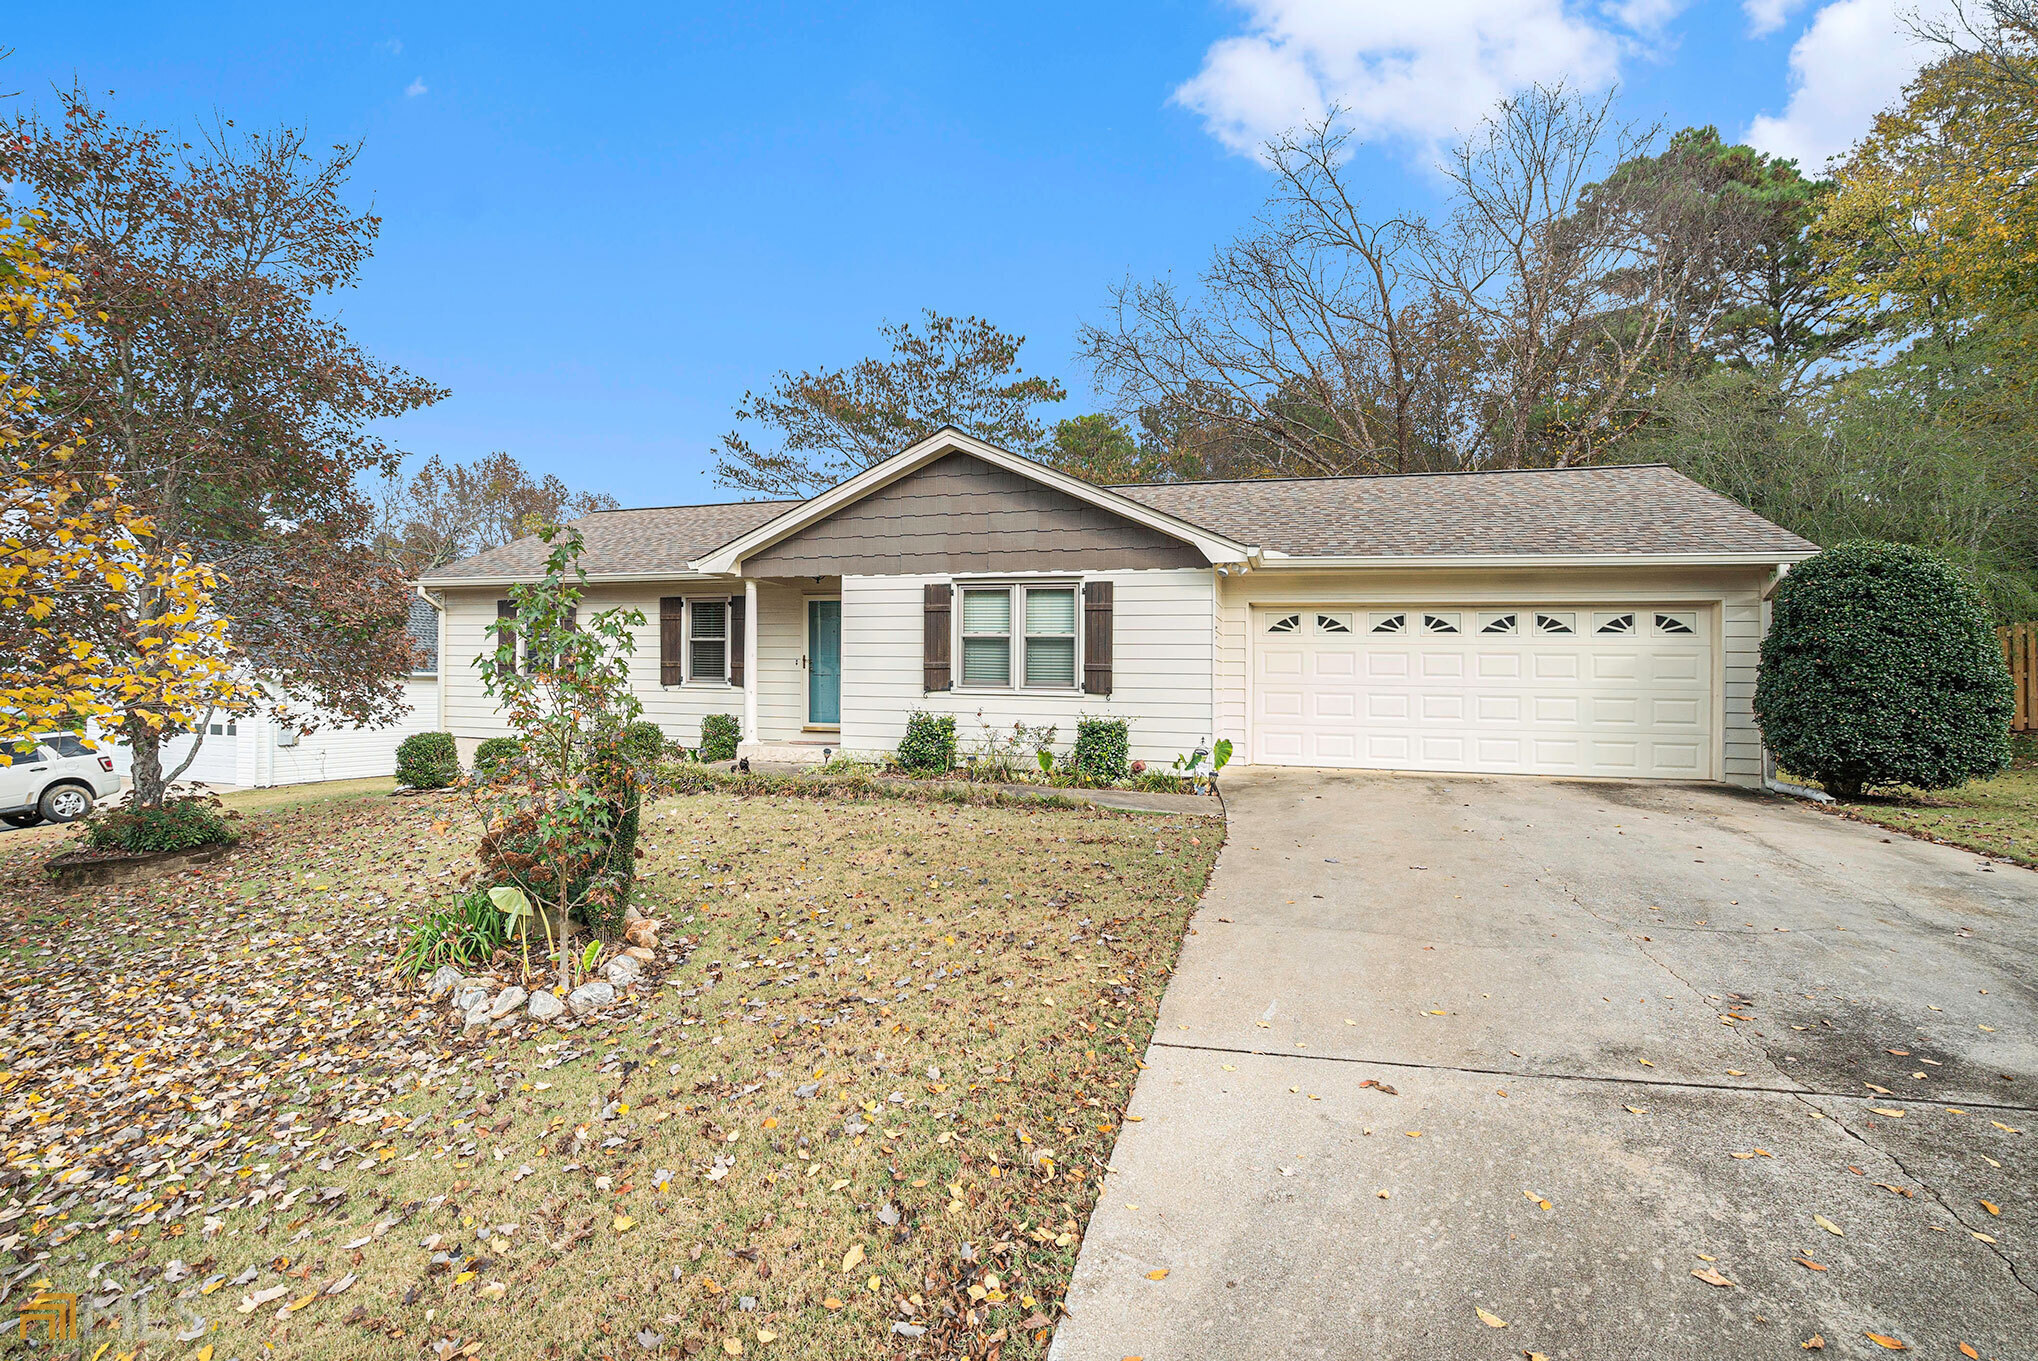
1074,715 -> 1131,785
395,730 -> 460,789
698,713 -> 742,763
84,798 -> 237,854
897,711 -> 957,772
1756,541 -> 2015,798
472,736 -> 525,780
619,720 -> 667,766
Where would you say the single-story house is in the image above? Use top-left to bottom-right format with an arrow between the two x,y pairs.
417,427 -> 1818,785
124,597 -> 445,789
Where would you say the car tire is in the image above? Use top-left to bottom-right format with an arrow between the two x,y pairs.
1,811 -> 42,828
38,784 -> 94,824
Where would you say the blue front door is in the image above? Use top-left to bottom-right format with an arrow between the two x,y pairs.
807,599 -> 841,727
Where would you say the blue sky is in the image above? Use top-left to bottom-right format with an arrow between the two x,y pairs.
6,0 -> 1936,506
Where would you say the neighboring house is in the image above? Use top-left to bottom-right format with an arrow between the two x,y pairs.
418,428 -> 1818,785
126,596 -> 445,789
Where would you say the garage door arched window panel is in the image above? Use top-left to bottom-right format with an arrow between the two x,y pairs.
1369,612 -> 1407,634
1422,612 -> 1461,635
1479,612 -> 1518,635
1654,611 -> 1696,635
1594,612 -> 1637,635
1534,612 -> 1575,635
1315,612 -> 1353,634
1265,613 -> 1302,634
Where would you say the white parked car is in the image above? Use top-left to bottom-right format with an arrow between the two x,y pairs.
1,734 -> 123,827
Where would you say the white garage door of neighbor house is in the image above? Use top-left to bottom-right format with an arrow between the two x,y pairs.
158,718 -> 242,787
1251,606 -> 1715,779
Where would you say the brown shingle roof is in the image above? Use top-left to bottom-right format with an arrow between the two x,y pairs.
417,462 -> 1813,582
1113,464 -> 1817,558
417,499 -> 799,583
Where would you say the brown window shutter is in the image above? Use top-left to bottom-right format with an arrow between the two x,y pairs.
1083,581 -> 1114,695
659,597 -> 684,686
923,583 -> 952,692
496,599 -> 518,669
729,596 -> 747,687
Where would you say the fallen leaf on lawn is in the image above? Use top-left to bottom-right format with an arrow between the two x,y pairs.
1864,1332 -> 1907,1351
1476,1307 -> 1507,1328
823,1297 -> 844,1310
1813,1214 -> 1844,1236
724,1340 -> 743,1356
1690,1268 -> 1735,1288
841,1244 -> 864,1273
757,1330 -> 777,1343
1146,1269 -> 1169,1280
613,1215 -> 636,1232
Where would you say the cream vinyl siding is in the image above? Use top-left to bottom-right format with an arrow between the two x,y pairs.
837,569 -> 1215,766
1215,566 -> 1776,786
436,582 -> 814,753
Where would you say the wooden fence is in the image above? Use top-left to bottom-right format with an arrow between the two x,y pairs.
2005,623 -> 2038,732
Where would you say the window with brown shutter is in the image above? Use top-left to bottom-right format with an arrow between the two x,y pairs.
496,599 -> 518,671
1083,581 -> 1113,695
923,583 -> 952,692
659,597 -> 684,686
729,596 -> 747,687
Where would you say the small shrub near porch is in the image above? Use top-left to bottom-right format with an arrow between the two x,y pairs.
897,710 -> 957,772
699,712 -> 742,762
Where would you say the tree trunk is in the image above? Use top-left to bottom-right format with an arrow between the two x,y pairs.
125,716 -> 168,809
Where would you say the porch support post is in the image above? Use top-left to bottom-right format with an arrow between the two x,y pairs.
743,577 -> 759,744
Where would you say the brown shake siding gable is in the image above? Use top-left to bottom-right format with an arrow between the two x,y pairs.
743,453 -> 1207,576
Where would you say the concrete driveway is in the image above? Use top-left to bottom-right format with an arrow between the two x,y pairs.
1053,770 -> 2036,1360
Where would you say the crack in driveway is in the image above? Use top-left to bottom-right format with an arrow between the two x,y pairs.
1143,1038 -> 2038,1112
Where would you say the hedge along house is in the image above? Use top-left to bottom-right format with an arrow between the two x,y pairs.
417,428 -> 1818,784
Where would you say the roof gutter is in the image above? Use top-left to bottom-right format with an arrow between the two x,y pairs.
1250,551 -> 1819,570
415,569 -> 730,589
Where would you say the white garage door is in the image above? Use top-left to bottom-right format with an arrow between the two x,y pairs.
1251,605 -> 1715,778
157,718 -> 243,787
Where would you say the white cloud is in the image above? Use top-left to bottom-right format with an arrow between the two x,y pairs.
405,77 -> 429,98
1173,0 -> 1682,156
378,38 -> 404,57
1745,0 -> 1951,170
1742,0 -> 1814,37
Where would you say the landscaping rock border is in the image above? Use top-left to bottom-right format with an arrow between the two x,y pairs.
424,908 -> 679,1035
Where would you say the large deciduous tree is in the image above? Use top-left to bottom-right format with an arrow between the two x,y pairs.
371,452 -> 620,578
1083,88 -> 1768,477
2,90 -> 445,804
714,310 -> 1066,497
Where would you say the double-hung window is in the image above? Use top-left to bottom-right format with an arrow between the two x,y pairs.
689,599 -> 729,683
957,583 -> 1080,690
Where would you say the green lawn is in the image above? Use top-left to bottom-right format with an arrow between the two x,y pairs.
0,781 -> 1221,1359
1821,733 -> 2038,867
